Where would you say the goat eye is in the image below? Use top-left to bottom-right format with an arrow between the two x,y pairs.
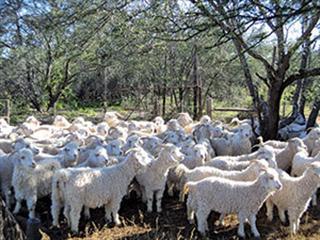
21,156 -> 25,160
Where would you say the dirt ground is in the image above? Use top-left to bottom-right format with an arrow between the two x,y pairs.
13,189 -> 320,240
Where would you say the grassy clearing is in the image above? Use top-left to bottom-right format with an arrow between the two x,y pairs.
7,104 -> 247,126
5,93 -> 315,125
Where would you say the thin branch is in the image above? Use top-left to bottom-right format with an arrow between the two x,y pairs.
283,68 -> 320,88
191,0 -> 275,75
256,73 -> 271,88
287,9 -> 320,58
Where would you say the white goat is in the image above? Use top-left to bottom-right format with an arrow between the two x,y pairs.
35,142 -> 79,167
136,144 -> 184,212
266,163 -> 320,235
184,168 -> 282,237
12,148 -> 61,218
51,148 -> 150,232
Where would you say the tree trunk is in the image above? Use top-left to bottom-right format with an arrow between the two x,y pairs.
47,93 -> 62,111
198,73 -> 203,118
231,37 -> 270,139
172,89 -> 179,110
179,87 -> 183,112
192,45 -> 199,120
153,85 -> 159,116
162,83 -> 166,116
0,197 -> 25,240
46,59 -> 72,111
306,99 -> 320,129
206,97 -> 213,119
26,64 -> 42,112
263,82 -> 283,140
291,12 -> 311,119
162,53 -> 168,116
232,39 -> 260,115
170,90 -> 173,105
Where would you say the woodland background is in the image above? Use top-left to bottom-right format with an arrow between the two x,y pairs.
1,0 -> 320,140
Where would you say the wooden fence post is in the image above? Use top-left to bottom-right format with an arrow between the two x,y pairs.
0,99 -> 11,124
153,97 -> 159,117
5,99 -> 10,124
53,102 -> 57,117
206,97 -> 213,119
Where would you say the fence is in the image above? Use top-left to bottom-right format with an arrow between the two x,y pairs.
205,98 -> 255,119
0,99 -> 10,124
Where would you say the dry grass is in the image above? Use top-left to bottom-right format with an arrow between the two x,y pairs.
13,189 -> 320,240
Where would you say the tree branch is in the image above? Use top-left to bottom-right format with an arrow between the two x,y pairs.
191,0 -> 275,75
287,9 -> 320,58
256,73 -> 271,88
283,68 -> 320,88
251,0 -> 276,30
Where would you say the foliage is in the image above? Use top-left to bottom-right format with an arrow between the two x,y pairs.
0,0 -> 319,135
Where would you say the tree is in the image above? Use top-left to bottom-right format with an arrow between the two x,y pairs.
0,0 -> 130,111
183,0 -> 320,139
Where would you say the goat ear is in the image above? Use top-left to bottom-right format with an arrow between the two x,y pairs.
10,150 -> 19,161
132,151 -> 140,159
86,135 -> 93,141
307,127 -> 315,132
250,159 -> 259,164
310,162 -> 320,169
251,144 -> 261,150
134,151 -> 149,166
115,112 -> 124,119
259,167 -> 268,174
159,143 -> 166,148
9,132 -> 18,141
14,157 -> 21,165
124,148 -> 134,156
257,136 -> 264,144
108,127 -> 117,135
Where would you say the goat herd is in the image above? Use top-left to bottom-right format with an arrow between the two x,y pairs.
0,112 -> 320,239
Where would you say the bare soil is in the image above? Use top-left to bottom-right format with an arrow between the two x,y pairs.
13,190 -> 320,240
